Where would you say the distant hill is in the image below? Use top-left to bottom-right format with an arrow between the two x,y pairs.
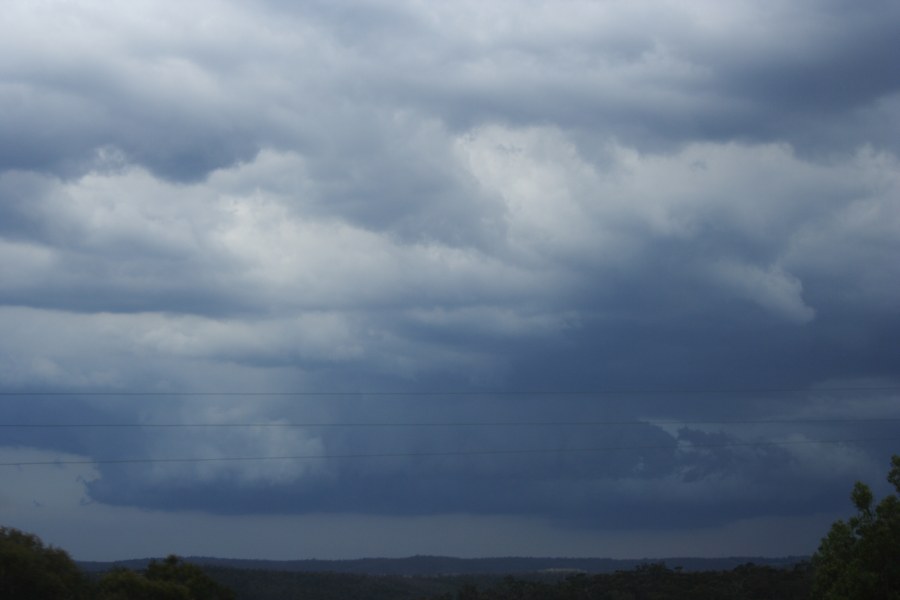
79,556 -> 815,600
80,554 -> 808,576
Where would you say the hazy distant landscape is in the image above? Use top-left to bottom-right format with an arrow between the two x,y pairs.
190,559 -> 816,600
4,450 -> 900,600
12,526 -> 816,600
79,554 -> 807,576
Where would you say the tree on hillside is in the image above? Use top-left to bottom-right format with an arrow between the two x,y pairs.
146,555 -> 235,600
98,555 -> 235,600
0,526 -> 90,600
812,454 -> 900,599
97,567 -> 192,600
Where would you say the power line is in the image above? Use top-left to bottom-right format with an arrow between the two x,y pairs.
0,386 -> 897,397
2,417 -> 899,429
2,436 -> 897,468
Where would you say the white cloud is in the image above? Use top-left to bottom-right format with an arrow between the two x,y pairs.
710,260 -> 815,323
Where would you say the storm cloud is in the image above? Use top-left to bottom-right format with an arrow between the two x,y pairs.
1,0 -> 899,560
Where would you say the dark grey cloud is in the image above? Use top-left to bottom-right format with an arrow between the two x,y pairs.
705,2 -> 900,112
0,66 -> 263,182
76,408 -> 895,531
5,1 -> 899,185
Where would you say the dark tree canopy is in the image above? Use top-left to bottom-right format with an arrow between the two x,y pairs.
97,567 -> 193,600
812,455 -> 900,599
145,555 -> 236,600
97,555 -> 235,600
0,528 -> 234,600
0,526 -> 90,600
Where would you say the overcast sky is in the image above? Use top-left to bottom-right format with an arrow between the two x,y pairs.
2,0 -> 899,561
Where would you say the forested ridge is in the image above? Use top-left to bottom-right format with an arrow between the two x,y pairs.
0,545 -> 820,600
202,562 -> 814,600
